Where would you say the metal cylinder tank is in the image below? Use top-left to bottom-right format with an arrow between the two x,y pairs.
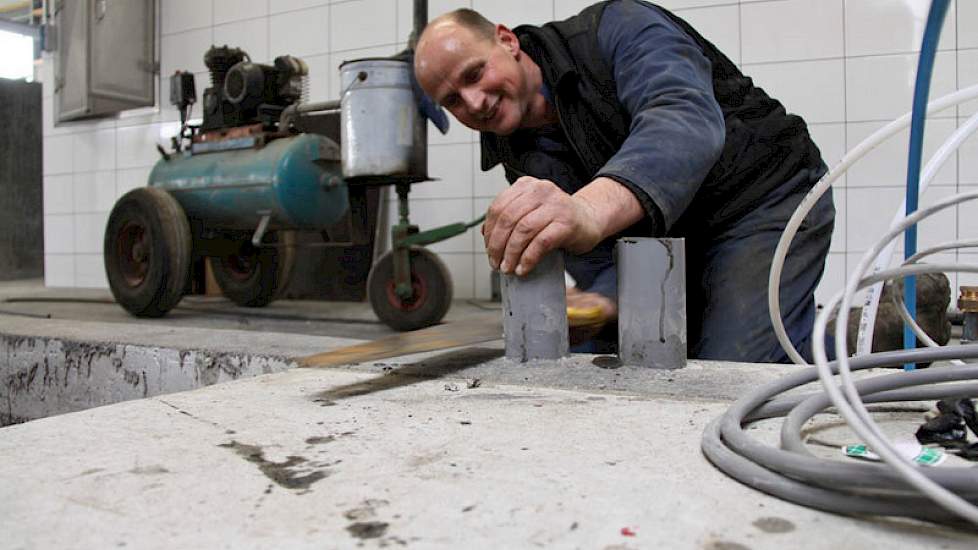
147,133 -> 348,230
340,58 -> 426,181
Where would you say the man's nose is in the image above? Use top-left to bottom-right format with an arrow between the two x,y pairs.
460,88 -> 487,112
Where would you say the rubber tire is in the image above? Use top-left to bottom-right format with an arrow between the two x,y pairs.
368,247 -> 453,331
211,231 -> 296,307
104,187 -> 192,318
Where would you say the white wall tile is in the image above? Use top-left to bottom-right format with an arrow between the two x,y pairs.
72,172 -> 97,214
846,185 -> 957,253
661,0 -> 737,9
554,0 -> 593,19
429,116 -> 477,146
957,253 -> 978,292
269,6 -> 330,57
304,54 -> 332,102
117,124 -> 166,170
43,134 -> 73,175
744,59 -> 844,123
472,196 -> 492,254
473,253 -> 495,300
74,213 -> 109,254
44,215 -> 74,254
958,185 -> 978,240
845,0 -> 956,57
74,255 -> 109,289
960,122 -> 978,185
72,129 -> 116,173
846,118 -> 958,188
331,0 -> 398,52
959,49 -> 978,117
43,175 -> 74,215
814,251 -> 845,308
116,168 -> 153,199
472,0 -> 554,27
73,171 -> 117,214
270,0 -> 330,14
214,0 -> 268,25
846,51 -> 957,122
830,188 -> 846,253
957,0 -> 978,49
741,0 -> 844,64
214,18 -> 270,63
44,255 -> 75,287
437,252 -> 475,298
472,143 -> 507,198
162,0 -> 214,35
416,143 -> 473,199
396,0 -> 471,42
807,123 -> 846,173
674,5 -> 740,65
161,28 -> 213,79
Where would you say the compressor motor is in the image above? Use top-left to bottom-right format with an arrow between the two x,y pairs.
170,45 -> 308,137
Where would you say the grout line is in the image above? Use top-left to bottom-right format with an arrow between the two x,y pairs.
840,0 -> 848,265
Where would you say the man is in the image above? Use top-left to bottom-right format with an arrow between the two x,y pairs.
413,0 -> 835,362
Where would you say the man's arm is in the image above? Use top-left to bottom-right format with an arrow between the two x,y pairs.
595,0 -> 725,231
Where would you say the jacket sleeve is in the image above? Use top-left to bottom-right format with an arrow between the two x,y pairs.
595,0 -> 725,233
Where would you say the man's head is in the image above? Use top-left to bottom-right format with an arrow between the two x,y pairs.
414,9 -> 546,135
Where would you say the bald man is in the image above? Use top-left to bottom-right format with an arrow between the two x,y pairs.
414,0 -> 835,362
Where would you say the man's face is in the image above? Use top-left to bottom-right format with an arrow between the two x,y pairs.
415,23 -> 530,135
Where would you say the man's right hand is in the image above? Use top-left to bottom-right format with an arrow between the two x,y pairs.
482,175 -> 603,277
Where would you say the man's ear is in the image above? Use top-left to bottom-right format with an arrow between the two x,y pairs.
496,24 -> 520,57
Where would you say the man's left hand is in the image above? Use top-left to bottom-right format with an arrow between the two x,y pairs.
482,176 -> 603,276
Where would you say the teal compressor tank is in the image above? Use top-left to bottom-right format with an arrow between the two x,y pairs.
148,133 -> 348,230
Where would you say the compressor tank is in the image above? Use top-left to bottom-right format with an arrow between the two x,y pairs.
148,133 -> 348,230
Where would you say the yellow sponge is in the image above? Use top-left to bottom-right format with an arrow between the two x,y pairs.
567,305 -> 606,327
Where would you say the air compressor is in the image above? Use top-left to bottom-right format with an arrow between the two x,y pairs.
103,45 -> 473,331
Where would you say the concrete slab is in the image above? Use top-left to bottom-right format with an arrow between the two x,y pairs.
2,353 -> 975,549
0,279 -> 500,424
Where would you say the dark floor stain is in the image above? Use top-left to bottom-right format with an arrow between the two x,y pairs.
752,517 -> 795,534
218,441 -> 328,491
128,465 -> 170,475
592,355 -> 623,369
79,468 -> 104,476
305,435 -> 335,445
704,542 -> 751,550
347,521 -> 389,540
314,347 -> 503,402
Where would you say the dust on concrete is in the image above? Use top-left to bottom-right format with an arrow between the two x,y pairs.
752,516 -> 796,534
218,441 -> 328,491
344,498 -> 389,521
305,435 -> 335,445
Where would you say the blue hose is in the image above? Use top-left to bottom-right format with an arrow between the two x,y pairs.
903,0 -> 951,371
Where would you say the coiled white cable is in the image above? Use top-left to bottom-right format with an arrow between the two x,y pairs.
813,190 -> 978,525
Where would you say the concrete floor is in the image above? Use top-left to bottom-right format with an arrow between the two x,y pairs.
1,280 -> 976,548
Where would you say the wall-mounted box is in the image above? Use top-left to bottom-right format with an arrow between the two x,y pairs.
54,0 -> 156,123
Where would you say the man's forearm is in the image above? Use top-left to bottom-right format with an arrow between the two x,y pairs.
572,176 -> 645,244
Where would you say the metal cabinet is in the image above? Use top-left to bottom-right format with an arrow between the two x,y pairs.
54,0 -> 156,123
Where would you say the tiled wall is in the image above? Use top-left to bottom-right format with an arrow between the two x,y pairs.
41,0 -> 977,308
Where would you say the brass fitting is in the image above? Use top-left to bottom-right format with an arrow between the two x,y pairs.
958,286 -> 978,313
